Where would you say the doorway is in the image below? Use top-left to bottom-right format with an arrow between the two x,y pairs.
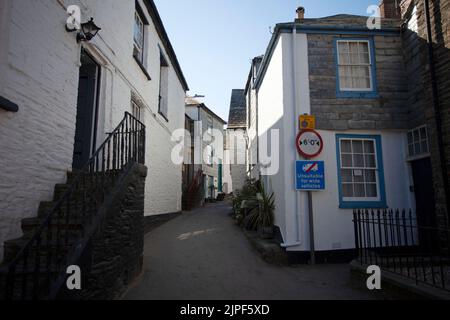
72,50 -> 100,170
411,157 -> 437,250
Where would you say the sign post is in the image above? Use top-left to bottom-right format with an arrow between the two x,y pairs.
296,128 -> 324,265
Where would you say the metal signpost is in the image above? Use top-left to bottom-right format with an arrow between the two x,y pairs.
296,122 -> 324,265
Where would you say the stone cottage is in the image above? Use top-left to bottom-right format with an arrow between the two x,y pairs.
244,4 -> 430,262
226,89 -> 248,192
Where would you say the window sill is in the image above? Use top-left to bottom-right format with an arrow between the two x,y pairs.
339,201 -> 387,209
0,95 -> 19,112
133,56 -> 151,81
336,90 -> 379,99
158,111 -> 169,123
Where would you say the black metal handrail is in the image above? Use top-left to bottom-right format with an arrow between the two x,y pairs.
353,209 -> 450,292
1,112 -> 145,300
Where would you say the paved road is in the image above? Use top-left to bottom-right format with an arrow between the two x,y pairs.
124,202 -> 381,300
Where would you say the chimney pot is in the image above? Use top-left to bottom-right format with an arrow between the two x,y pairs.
296,6 -> 305,20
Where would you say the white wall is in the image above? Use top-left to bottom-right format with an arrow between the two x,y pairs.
0,0 -> 186,260
257,35 -> 287,241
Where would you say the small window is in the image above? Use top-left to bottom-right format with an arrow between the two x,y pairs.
207,116 -> 213,135
206,145 -> 214,166
131,100 -> 142,121
336,135 -> 386,208
335,39 -> 377,98
407,126 -> 429,157
133,11 -> 145,64
158,50 -> 169,121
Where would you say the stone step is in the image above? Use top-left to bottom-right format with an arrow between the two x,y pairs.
21,217 -> 85,235
3,236 -> 77,266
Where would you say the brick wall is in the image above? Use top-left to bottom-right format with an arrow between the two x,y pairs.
308,33 -> 410,131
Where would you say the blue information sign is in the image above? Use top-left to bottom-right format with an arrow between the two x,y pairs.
296,161 -> 325,191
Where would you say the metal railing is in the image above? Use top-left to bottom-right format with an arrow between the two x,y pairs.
353,209 -> 450,291
1,112 -> 145,300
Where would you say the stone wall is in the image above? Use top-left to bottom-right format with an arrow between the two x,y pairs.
401,0 -> 450,228
62,164 -> 147,300
307,33 -> 410,131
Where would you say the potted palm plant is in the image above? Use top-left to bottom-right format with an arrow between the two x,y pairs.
256,183 -> 275,239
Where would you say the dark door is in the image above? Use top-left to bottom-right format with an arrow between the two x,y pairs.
411,157 -> 437,250
72,51 -> 100,169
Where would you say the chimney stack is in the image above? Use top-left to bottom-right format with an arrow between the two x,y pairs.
379,0 -> 401,19
296,6 -> 305,20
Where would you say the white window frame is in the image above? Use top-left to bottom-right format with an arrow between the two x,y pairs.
407,125 -> 430,159
339,138 -> 381,202
131,100 -> 142,122
133,11 -> 145,64
336,40 -> 373,92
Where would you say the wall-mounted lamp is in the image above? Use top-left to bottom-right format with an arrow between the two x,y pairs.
77,18 -> 101,43
67,17 -> 101,43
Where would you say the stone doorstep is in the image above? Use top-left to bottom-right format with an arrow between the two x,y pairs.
242,229 -> 289,266
350,260 -> 450,300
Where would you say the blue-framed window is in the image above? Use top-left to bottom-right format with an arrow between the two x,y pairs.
336,134 -> 386,209
334,38 -> 378,99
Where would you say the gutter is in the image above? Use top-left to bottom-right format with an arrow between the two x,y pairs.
424,0 -> 450,224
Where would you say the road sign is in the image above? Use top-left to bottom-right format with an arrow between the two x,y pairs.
299,115 -> 316,130
296,129 -> 323,159
296,161 -> 325,191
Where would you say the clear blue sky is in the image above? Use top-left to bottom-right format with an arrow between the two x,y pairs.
154,0 -> 377,121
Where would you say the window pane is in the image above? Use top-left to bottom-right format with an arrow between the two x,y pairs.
352,140 -> 363,153
364,170 -> 376,183
343,184 -> 353,197
413,130 -> 420,142
339,53 -> 349,64
420,127 -> 427,140
341,140 -> 352,153
353,170 -> 364,183
341,169 -> 353,183
342,154 -> 353,167
364,141 -> 375,154
366,184 -> 378,197
414,142 -> 421,155
407,132 -> 413,145
365,155 -> 376,168
353,154 -> 364,167
354,184 -> 366,197
338,42 -> 349,53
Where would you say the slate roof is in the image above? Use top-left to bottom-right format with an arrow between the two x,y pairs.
296,14 -> 401,29
227,89 -> 246,129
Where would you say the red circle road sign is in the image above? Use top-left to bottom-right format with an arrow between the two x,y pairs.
296,129 -> 324,159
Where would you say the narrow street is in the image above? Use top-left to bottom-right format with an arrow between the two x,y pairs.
124,202 -> 380,300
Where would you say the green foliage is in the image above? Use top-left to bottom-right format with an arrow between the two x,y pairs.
232,178 -> 259,217
232,179 -> 275,232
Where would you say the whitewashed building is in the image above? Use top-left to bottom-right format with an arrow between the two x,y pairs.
185,97 -> 227,200
0,0 -> 188,261
247,9 -> 417,262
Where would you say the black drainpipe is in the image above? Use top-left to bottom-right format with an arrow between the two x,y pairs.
424,0 -> 450,224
